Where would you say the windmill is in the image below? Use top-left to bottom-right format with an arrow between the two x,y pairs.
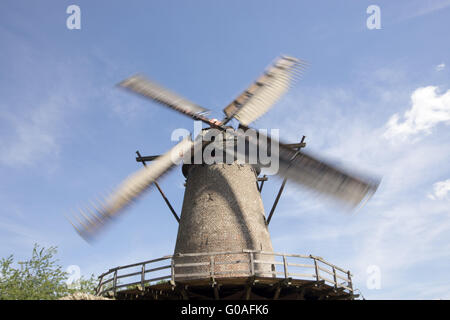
71,55 -> 380,300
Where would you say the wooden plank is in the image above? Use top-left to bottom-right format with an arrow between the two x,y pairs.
318,275 -> 336,285
146,275 -> 171,283
212,270 -> 250,276
242,249 -> 310,259
311,255 -> 350,274
287,273 -> 316,278
174,262 -> 210,268
116,270 -> 142,280
100,277 -> 114,285
287,262 -> 315,268
213,285 -> 220,300
335,273 -> 350,281
115,256 -> 172,271
253,259 -> 283,265
174,272 -> 212,278
144,265 -> 171,274
318,266 -> 335,276
176,250 -> 247,257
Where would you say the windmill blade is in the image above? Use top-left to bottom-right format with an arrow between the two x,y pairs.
118,74 -> 210,119
223,56 -> 307,126
276,145 -> 380,208
223,128 -> 380,208
69,137 -> 195,240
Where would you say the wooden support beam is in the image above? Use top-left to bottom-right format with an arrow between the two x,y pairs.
271,277 -> 291,300
210,276 -> 220,300
273,286 -> 281,300
244,276 -> 256,300
316,286 -> 336,300
223,290 -> 247,300
298,287 -> 306,300
213,286 -> 220,300
244,286 -> 251,300
179,285 -> 189,300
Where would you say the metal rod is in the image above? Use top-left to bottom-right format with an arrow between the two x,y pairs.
154,182 -> 180,223
258,175 -> 267,192
136,150 -> 180,223
266,136 -> 306,225
266,177 -> 287,225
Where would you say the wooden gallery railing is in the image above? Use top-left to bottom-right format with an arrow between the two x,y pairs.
95,250 -> 354,297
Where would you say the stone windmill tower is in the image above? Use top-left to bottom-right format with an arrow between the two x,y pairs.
70,56 -> 379,300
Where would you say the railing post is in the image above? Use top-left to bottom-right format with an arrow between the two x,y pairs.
332,267 -> 337,289
313,259 -> 320,282
96,275 -> 104,296
170,258 -> 175,285
282,255 -> 288,279
112,270 -> 118,297
347,271 -> 353,292
249,252 -> 255,276
141,264 -> 145,289
210,255 -> 215,278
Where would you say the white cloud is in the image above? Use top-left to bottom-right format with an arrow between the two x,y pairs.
395,0 -> 450,22
383,86 -> 450,141
261,78 -> 450,299
428,179 -> 450,200
0,95 -> 67,168
436,63 -> 446,72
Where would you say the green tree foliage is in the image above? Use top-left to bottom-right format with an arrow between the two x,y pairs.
0,244 -> 97,300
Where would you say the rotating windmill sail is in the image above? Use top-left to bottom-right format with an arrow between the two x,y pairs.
69,55 -> 379,241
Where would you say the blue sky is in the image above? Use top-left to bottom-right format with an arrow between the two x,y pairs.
1,0 -> 450,299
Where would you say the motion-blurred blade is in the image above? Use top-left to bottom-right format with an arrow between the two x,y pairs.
227,128 -> 380,208
118,74 -> 210,118
70,137 -> 194,240
223,55 -> 307,126
276,146 -> 380,208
